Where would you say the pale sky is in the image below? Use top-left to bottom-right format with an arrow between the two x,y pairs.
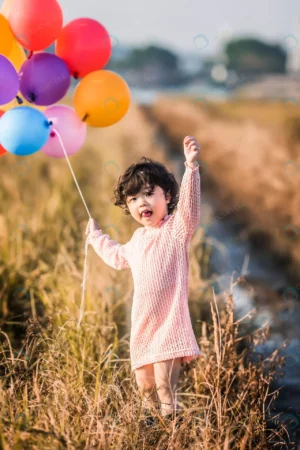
1,0 -> 297,58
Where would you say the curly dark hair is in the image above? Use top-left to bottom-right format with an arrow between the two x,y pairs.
113,157 -> 179,216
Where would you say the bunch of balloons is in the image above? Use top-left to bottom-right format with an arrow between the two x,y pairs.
0,0 -> 131,157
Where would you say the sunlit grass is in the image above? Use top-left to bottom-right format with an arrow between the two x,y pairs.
200,99 -> 300,128
0,283 -> 289,448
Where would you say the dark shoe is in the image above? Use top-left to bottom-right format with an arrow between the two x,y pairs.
164,411 -> 184,429
145,415 -> 155,427
141,410 -> 157,427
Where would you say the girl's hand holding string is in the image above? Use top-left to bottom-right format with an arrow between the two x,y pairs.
183,136 -> 200,165
85,218 -> 101,238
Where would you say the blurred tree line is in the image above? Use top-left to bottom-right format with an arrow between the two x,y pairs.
107,37 -> 287,76
46,36 -> 287,87
224,38 -> 287,74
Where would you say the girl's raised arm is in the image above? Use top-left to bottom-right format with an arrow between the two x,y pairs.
172,161 -> 201,241
88,228 -> 137,270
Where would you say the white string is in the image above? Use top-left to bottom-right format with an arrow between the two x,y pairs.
52,127 -> 91,329
53,129 -> 92,219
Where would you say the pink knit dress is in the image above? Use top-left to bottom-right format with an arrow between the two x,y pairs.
88,161 -> 201,372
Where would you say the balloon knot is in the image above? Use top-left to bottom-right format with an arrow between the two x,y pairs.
48,121 -> 53,126
29,92 -> 36,103
16,95 -> 23,105
28,51 -> 33,60
82,113 -> 89,122
50,131 -> 56,137
73,71 -> 79,80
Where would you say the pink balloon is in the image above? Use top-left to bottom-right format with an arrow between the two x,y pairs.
41,105 -> 87,158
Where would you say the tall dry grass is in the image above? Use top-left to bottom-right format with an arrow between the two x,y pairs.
0,98 -> 291,448
0,279 -> 290,449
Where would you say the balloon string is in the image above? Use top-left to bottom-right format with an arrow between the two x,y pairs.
52,128 -> 92,219
52,127 -> 91,329
78,238 -> 89,329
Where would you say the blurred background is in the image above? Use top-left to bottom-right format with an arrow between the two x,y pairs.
47,0 -> 300,102
1,0 -> 300,447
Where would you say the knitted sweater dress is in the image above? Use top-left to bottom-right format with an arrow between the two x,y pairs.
88,161 -> 201,372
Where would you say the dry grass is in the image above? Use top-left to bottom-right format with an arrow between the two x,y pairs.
196,99 -> 300,128
0,282 -> 290,449
0,96 -> 292,448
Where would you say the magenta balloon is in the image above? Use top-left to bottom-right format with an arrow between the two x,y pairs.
41,105 -> 87,158
0,55 -> 19,105
19,53 -> 71,106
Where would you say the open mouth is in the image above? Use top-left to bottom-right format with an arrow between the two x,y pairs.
141,210 -> 152,218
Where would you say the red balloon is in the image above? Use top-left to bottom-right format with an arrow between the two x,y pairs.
56,18 -> 112,79
8,0 -> 63,51
0,110 -> 8,156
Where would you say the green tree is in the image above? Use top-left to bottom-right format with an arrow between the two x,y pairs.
107,45 -> 178,71
224,38 -> 287,74
126,45 -> 179,70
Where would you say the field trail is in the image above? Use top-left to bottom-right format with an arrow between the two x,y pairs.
147,96 -> 300,279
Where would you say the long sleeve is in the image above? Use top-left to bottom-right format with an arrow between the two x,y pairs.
172,161 -> 201,240
88,229 -> 132,270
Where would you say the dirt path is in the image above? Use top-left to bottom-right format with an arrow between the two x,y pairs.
146,95 -> 300,282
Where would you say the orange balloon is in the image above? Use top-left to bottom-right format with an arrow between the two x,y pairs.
0,110 -> 8,156
74,70 -> 131,128
8,0 -> 63,51
0,14 -> 14,56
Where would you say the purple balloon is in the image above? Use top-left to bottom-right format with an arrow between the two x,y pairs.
41,105 -> 87,158
0,55 -> 19,105
19,53 -> 71,106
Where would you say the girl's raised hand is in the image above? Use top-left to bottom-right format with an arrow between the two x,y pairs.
183,136 -> 200,163
85,218 -> 101,237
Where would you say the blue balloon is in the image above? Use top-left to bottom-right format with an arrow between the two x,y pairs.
0,106 -> 50,156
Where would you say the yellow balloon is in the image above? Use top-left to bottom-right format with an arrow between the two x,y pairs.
0,0 -> 13,18
1,95 -> 46,112
1,40 -> 24,112
0,14 -> 13,56
74,70 -> 131,127
7,39 -> 26,71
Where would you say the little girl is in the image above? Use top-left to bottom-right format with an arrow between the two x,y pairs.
85,136 -> 201,422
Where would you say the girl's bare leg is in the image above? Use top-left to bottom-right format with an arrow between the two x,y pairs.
153,357 -> 183,416
134,363 -> 160,413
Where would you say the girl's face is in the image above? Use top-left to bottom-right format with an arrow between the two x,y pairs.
126,184 -> 171,226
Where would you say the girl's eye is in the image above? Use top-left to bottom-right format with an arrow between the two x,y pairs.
129,192 -> 152,202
